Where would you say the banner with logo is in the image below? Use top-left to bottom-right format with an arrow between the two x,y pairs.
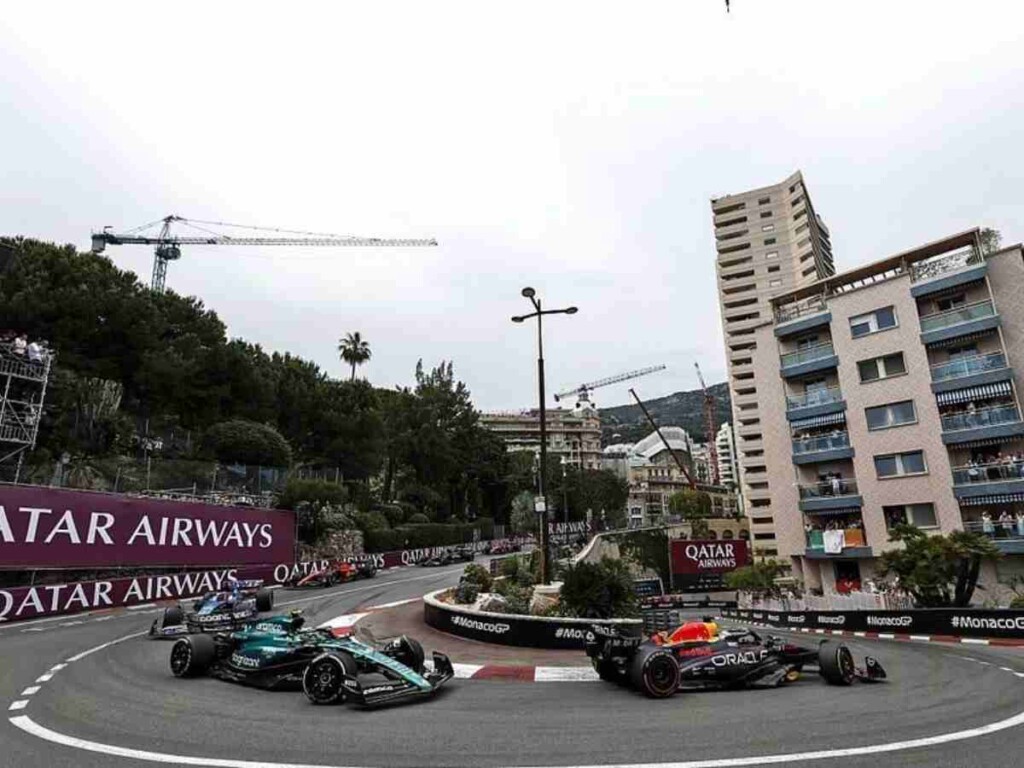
723,608 -> 1024,641
670,539 -> 748,592
0,486 -> 295,569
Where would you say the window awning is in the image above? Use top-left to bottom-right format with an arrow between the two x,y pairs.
936,380 -> 1012,406
927,329 -> 997,348
790,411 -> 847,430
959,493 -> 1024,507
951,436 -> 1015,450
803,507 -> 862,517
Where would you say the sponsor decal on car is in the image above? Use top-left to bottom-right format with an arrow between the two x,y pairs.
363,684 -> 403,695
677,646 -> 714,657
866,615 -> 912,627
230,653 -> 261,669
710,649 -> 768,667
253,622 -> 288,634
451,615 -> 510,634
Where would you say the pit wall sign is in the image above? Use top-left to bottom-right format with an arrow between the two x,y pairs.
0,486 -> 295,568
670,539 -> 748,592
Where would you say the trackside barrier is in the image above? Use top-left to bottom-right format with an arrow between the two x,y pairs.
423,588 -> 642,649
723,607 -> 1024,641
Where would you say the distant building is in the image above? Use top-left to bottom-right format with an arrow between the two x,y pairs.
480,407 -> 602,470
691,442 -> 713,485
715,422 -> 739,489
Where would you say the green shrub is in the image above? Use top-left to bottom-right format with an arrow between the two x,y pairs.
407,513 -> 430,525
276,478 -> 347,511
1010,594 -> 1024,609
454,582 -> 479,604
559,557 -> 638,619
375,503 -> 406,528
461,563 -> 492,592
355,510 -> 390,531
495,580 -> 533,614
203,420 -> 292,467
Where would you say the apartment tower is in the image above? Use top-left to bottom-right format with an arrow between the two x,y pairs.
712,171 -> 836,556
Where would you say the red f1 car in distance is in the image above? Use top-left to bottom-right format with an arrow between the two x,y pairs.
286,559 -> 377,588
586,617 -> 886,698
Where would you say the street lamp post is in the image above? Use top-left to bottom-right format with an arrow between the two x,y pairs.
512,287 -> 577,585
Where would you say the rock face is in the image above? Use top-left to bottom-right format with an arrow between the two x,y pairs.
296,529 -> 364,562
477,593 -> 510,613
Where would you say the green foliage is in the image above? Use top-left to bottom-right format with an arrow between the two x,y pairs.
338,331 -> 371,380
725,559 -> 789,599
1011,595 -> 1024,609
559,557 -> 638,619
598,382 -> 731,444
668,489 -> 712,519
980,227 -> 1003,255
203,420 -> 293,467
876,524 -> 1002,607
362,521 -> 488,552
276,478 -> 347,511
354,510 -> 390,531
494,578 -> 534,614
295,501 -> 352,546
549,466 -> 629,526
510,491 -> 536,535
375,503 -> 406,527
461,563 -> 492,592
617,528 -> 671,586
454,581 -> 479,604
406,512 -> 430,525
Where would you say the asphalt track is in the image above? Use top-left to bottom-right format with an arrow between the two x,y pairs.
2,562 -> 1024,768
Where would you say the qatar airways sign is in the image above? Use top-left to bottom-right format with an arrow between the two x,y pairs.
0,486 -> 294,569
670,540 -> 748,592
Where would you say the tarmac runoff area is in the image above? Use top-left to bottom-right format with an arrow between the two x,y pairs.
1,559 -> 1023,768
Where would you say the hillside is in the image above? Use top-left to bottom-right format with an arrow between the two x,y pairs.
598,382 -> 731,446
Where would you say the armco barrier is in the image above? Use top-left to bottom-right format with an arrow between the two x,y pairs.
423,588 -> 642,649
722,607 -> 1024,641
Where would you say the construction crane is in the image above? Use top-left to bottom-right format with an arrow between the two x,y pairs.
91,215 -> 438,293
695,362 -> 720,485
628,387 -> 696,489
554,364 -> 667,409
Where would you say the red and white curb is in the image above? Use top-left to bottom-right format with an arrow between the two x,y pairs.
725,619 -> 1024,648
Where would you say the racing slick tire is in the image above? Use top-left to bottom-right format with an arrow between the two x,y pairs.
630,646 -> 680,698
303,651 -> 358,705
818,641 -> 856,686
162,605 -> 184,627
255,588 -> 274,612
394,636 -> 425,674
170,634 -> 216,678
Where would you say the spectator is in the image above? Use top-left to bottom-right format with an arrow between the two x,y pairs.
968,459 -> 980,482
966,402 -> 977,427
999,510 -> 1014,538
1016,510 -> 1024,539
27,340 -> 44,364
982,511 -> 995,537
12,334 -> 27,357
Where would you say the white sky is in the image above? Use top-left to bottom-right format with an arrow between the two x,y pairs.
2,1 -> 1023,411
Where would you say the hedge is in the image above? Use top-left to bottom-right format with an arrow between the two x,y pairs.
363,519 -> 494,552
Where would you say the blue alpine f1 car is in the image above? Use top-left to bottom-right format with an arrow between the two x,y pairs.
169,612 -> 454,707
149,579 -> 274,638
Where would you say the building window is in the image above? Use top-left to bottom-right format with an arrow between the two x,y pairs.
760,211 -> 772,219
753,532 -> 775,540
768,279 -> 782,287
758,196 -> 770,205
761,223 -> 775,232
794,208 -> 807,220
850,306 -> 897,338
764,237 -> 777,245
935,293 -> 966,313
765,250 -> 778,259
858,352 -> 907,383
866,400 -> 917,431
884,503 -> 938,530
802,266 -> 816,277
874,451 -> 927,478
767,265 -> 780,273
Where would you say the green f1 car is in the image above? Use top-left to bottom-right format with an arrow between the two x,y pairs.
169,612 -> 454,707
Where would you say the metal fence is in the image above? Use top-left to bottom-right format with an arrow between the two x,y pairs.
739,591 -> 916,612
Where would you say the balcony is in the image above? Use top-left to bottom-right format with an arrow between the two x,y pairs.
910,247 -> 986,298
963,520 -> 1024,555
919,300 -> 1000,346
941,404 -> 1024,445
805,526 -> 871,558
786,386 -> 846,422
952,460 -> 1024,500
798,479 -> 862,512
930,351 -> 1010,395
780,342 -> 838,378
791,431 -> 855,464
774,297 -> 832,339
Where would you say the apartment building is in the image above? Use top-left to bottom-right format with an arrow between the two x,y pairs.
760,229 -> 1024,596
480,407 -> 602,469
715,422 -> 739,489
712,171 -> 836,555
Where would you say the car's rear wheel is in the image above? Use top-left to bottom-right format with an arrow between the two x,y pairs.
162,605 -> 184,627
818,641 -> 856,686
255,588 -> 273,612
303,651 -> 357,705
170,634 -> 216,678
630,646 -> 680,698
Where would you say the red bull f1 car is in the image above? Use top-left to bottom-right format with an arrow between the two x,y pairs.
169,611 -> 454,707
585,617 -> 886,698
149,579 -> 274,638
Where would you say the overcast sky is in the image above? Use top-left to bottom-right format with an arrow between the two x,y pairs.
2,2 -> 1023,412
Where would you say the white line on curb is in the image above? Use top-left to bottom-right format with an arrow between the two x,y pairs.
126,604 -> 157,611
20,687 -> 39,696
34,674 -> 53,683
535,666 -> 600,682
11,708 -> 1024,768
910,635 -> 931,641
8,701 -> 27,711
878,633 -> 895,640
962,638 -> 990,645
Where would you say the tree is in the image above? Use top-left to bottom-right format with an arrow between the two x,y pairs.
276,478 -> 347,511
203,419 -> 293,467
510,491 -> 536,535
724,558 -> 789,600
668,488 -> 712,536
875,524 -> 1002,607
980,227 -> 1003,255
338,331 -> 371,381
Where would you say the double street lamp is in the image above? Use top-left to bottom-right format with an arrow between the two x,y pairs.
512,287 -> 577,585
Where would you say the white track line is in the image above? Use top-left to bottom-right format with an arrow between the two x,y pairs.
12,708 -> 1024,768
65,631 -> 147,663
126,603 -> 157,610
534,666 -> 600,682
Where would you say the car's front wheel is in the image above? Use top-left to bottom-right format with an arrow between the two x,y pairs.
630,646 -> 680,698
303,651 -> 357,705
818,641 -> 856,686
170,634 -> 216,678
255,588 -> 273,612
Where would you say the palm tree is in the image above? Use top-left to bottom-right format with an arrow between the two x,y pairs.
338,332 -> 372,381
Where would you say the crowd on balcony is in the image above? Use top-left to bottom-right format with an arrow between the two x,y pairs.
962,452 -> 1024,481
941,399 -> 1018,430
977,510 -> 1024,539
805,515 -> 864,553
804,472 -> 851,497
0,331 -> 51,365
